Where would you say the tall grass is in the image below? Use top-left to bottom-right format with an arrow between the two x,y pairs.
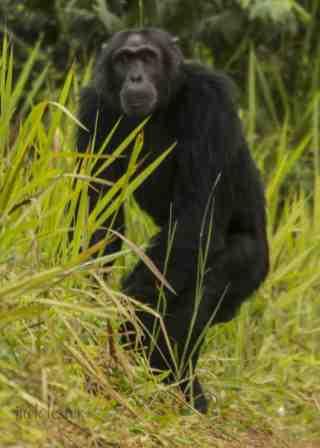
0,36 -> 174,439
0,36 -> 320,448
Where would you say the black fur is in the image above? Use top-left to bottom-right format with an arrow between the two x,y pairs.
77,28 -> 269,413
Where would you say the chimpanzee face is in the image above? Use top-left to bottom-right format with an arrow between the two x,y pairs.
95,29 -> 184,118
111,33 -> 164,117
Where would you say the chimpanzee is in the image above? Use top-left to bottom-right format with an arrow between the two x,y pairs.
77,27 -> 269,413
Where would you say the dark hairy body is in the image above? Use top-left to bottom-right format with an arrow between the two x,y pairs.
77,28 -> 269,413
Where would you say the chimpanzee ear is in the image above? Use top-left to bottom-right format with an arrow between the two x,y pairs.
170,36 -> 184,67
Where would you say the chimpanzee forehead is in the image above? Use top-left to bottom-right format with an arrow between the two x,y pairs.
106,28 -> 179,59
124,33 -> 145,47
112,28 -> 174,49
116,32 -> 163,57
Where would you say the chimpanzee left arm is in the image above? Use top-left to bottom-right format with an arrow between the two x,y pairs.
123,142 -> 269,320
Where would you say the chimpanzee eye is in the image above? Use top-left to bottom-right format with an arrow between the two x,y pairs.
114,51 -> 131,68
141,50 -> 157,64
119,53 -> 130,65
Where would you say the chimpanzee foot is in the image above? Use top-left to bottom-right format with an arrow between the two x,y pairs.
181,375 -> 209,414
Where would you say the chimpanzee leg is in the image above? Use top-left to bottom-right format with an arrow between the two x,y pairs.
122,228 -> 268,413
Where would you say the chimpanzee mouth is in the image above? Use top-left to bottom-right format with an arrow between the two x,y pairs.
124,99 -> 156,117
129,101 -> 146,109
121,85 -> 157,117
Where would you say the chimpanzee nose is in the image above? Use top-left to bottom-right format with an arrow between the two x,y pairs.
130,73 -> 143,83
